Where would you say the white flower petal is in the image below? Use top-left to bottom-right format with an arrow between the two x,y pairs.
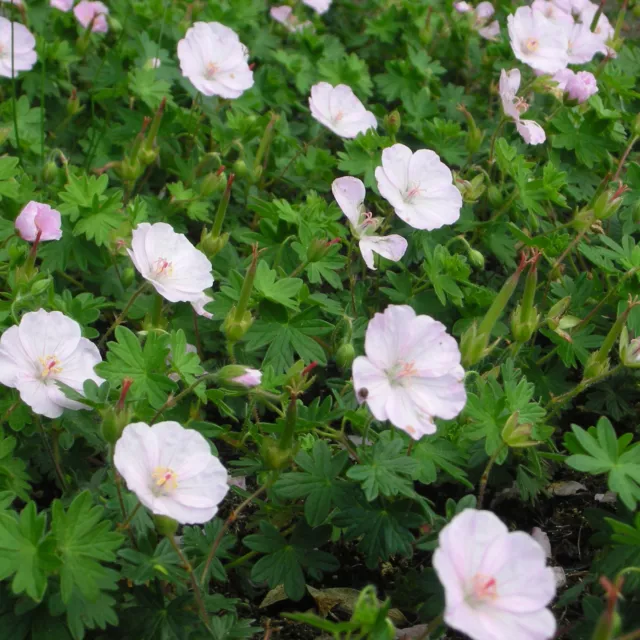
332,176 -> 366,227
358,235 -> 407,270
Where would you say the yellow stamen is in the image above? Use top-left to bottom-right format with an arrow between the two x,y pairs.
39,355 -> 62,378
152,467 -> 178,492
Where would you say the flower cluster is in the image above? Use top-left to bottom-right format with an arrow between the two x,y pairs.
455,2 -> 500,41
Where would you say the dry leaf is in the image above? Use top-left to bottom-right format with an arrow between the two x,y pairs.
548,481 -> 587,496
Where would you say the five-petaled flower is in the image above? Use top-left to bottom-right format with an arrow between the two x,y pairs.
352,305 -> 466,439
177,22 -> 254,99
508,6 -> 569,73
114,421 -> 229,524
270,6 -> 312,32
128,222 -> 214,304
332,176 -> 407,270
375,144 -> 463,230
309,82 -> 377,139
15,201 -> 63,242
499,68 -> 546,145
0,310 -> 103,419
74,1 -> 109,33
0,18 -> 37,78
433,509 -> 557,640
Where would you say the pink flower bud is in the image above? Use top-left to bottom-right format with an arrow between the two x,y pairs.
73,1 -> 109,33
565,70 -> 598,103
15,201 -> 63,242
231,368 -> 262,388
455,1 -> 473,12
50,0 -> 74,11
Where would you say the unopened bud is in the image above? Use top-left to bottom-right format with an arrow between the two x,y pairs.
117,157 -> 142,182
154,515 -> 178,537
487,185 -> 503,207
232,159 -> 248,177
384,110 -> 401,136
307,237 -> 340,263
621,330 -> 640,369
546,296 -> 571,330
335,343 -> 355,370
583,352 -> 610,380
138,146 -> 158,167
217,365 -> 262,389
223,307 -> 254,342
511,303 -> 540,343
468,248 -> 485,269
592,189 -> 623,221
67,89 -> 82,117
42,161 -> 60,184
200,172 -> 226,197
199,229 -> 229,258
502,412 -> 537,448
456,174 -> 485,203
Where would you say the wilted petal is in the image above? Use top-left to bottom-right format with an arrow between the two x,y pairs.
358,235 -> 407,270
516,119 -> 546,145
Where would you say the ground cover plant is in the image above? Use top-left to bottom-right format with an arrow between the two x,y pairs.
0,0 -> 639,638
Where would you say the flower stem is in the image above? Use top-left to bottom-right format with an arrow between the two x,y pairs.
98,281 -> 148,349
36,416 -> 67,492
11,19 -> 21,160
612,135 -> 638,183
150,372 -> 218,424
200,485 -> 267,586
416,613 -> 444,640
477,444 -> 506,509
168,535 -> 210,628
488,117 -> 507,166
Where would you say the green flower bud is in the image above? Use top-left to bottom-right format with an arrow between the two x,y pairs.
335,342 -> 355,370
487,185 -> 503,207
511,303 -> 540,343
383,110 -> 401,136
199,230 -> 229,258
30,276 -> 52,296
592,189 -> 622,221
460,322 -> 489,369
232,159 -> 248,177
154,515 -> 178,537
468,248 -> 485,269
261,438 -> 293,470
200,172 -> 226,197
223,307 -> 254,342
138,146 -> 158,167
502,412 -> 538,448
621,329 -> 640,369
583,352 -> 610,380
42,161 -> 60,184
121,267 -> 135,288
546,296 -> 571,330
216,364 -> 262,389
117,158 -> 142,182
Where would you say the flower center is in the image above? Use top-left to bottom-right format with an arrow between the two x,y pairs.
39,355 -> 63,379
334,110 -> 344,122
405,183 -> 423,201
152,467 -> 178,493
153,257 -> 173,278
387,360 -> 418,386
524,37 -> 539,52
468,573 -> 499,604
204,62 -> 219,80
515,96 -> 529,114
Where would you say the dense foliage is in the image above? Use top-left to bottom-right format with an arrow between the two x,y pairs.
0,0 -> 639,638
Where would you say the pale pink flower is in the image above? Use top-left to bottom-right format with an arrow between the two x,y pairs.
0,18 -> 37,78
515,119 -> 546,144
375,144 -> 462,230
177,22 -> 254,99
561,21 -> 606,63
73,1 -> 109,33
478,20 -> 500,40
114,421 -> 229,524
191,293 -> 213,319
499,69 -> 546,145
551,0 -> 590,15
231,368 -> 262,388
128,223 -> 214,304
531,0 -> 573,25
309,82 -> 377,139
565,70 -> 597,102
455,1 -> 473,12
51,0 -> 74,11
549,67 -> 575,91
352,305 -> 466,439
507,6 -> 569,73
270,6 -> 312,32
433,509 -> 557,640
15,201 -> 62,242
0,310 -> 103,419
302,0 -> 331,14
332,176 -> 407,271
577,2 -> 615,56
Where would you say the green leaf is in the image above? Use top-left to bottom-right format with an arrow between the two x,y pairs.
254,261 -> 303,310
0,502 -> 60,601
0,435 -> 31,500
245,522 -> 338,601
411,437 -> 473,489
565,418 -> 640,510
96,326 -> 174,408
274,441 -> 349,526
51,491 -> 123,603
346,433 -> 418,501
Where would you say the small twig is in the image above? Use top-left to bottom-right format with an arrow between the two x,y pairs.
200,486 -> 267,585
168,535 -> 210,628
98,282 -> 148,349
477,444 -> 506,509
